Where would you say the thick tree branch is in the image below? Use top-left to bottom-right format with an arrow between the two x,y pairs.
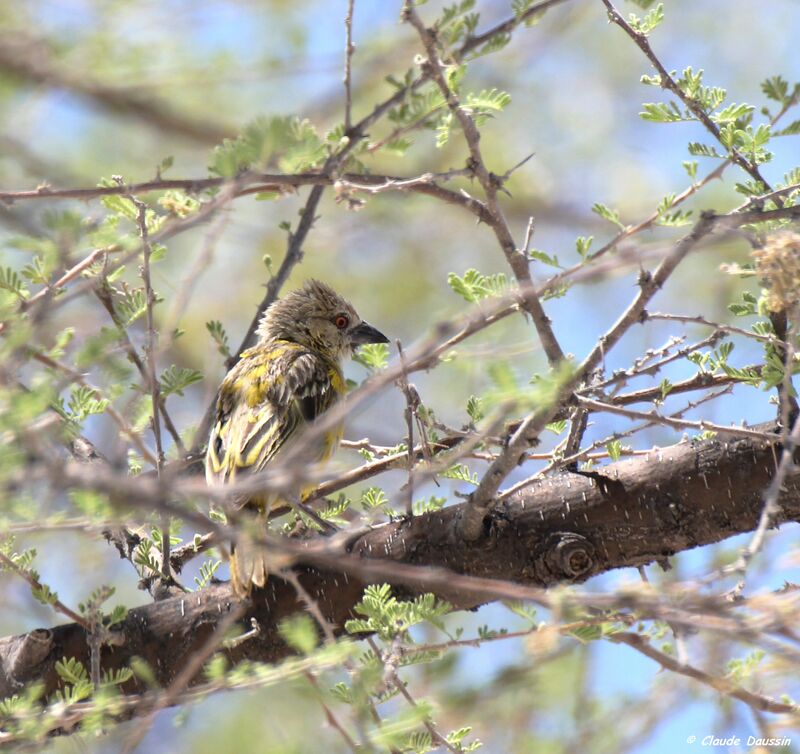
2,425 -> 798,712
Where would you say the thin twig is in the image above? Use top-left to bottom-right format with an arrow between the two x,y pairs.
727,408 -> 800,596
28,349 -> 158,466
403,1 -> 565,368
396,341 -> 416,516
369,635 -> 461,754
0,551 -> 91,630
645,311 -> 782,344
459,212 -> 734,537
610,631 -> 797,715
600,0 -> 776,197
93,285 -> 186,456
162,207 -> 231,339
500,385 -> 733,499
305,671 -> 361,754
19,247 -> 108,312
343,0 -> 355,134
577,395 -> 775,442
119,603 -> 246,753
125,184 -> 170,582
282,569 -> 337,643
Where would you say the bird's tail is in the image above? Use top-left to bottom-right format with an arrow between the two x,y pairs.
229,510 -> 269,598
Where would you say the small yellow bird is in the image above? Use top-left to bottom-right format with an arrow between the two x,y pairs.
205,280 -> 388,596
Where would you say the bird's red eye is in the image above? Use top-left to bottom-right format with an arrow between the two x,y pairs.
334,314 -> 349,330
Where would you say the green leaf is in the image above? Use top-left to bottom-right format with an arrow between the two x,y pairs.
0,267 -> 29,300
761,75 -> 800,106
353,342 -> 389,372
160,365 -> 203,397
206,319 -> 231,358
529,249 -> 561,268
447,269 -> 508,303
472,31 -> 512,57
726,649 -> 765,682
512,0 -> 540,19
209,116 -> 326,178
204,654 -> 228,682
575,236 -> 593,260
570,625 -> 603,644
360,487 -> 391,512
442,463 -> 478,485
98,189 -> 138,222
720,363 -> 762,387
654,193 -> 693,227
591,203 -> 625,230
319,495 -> 351,525
465,88 -> 511,114
412,496 -> 446,515
103,667 -> 134,687
107,604 -> 128,626
149,243 -> 167,263
762,75 -> 789,103
20,255 -> 52,285
46,327 -> 75,360
710,102 -> 754,124
687,142 -> 724,159
193,559 -> 221,589
627,2 -> 664,35
384,137 -> 413,156
640,101 -> 687,123
675,67 -> 726,111
447,727 -> 474,745
117,288 -> 147,326
346,585 -> 452,641
606,439 -> 622,461
67,385 -> 110,422
278,613 -> 319,655
775,119 -> 800,137
466,395 -> 485,423
158,190 -> 199,218
503,600 -> 537,624
0,543 -> 37,572
55,657 -> 89,688
728,291 -> 758,317
436,0 -> 478,45
331,682 -> 353,704
739,123 -> 773,164
435,111 -> 454,148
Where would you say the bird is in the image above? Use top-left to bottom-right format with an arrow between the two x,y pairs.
204,279 -> 389,596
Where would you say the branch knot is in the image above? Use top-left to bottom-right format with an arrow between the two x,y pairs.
544,532 -> 596,579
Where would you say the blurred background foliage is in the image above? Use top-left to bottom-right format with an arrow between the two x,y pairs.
1,0 -> 799,752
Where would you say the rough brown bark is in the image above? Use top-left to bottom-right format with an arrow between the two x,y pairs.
1,425 -> 797,704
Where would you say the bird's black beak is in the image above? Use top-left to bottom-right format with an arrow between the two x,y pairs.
349,320 -> 389,345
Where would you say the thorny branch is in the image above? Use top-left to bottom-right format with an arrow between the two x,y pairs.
600,0 -> 776,196
403,1 -> 566,369
125,186 -> 171,582
3,424 -> 800,739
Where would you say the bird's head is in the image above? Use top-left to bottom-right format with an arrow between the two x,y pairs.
257,279 -> 389,361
